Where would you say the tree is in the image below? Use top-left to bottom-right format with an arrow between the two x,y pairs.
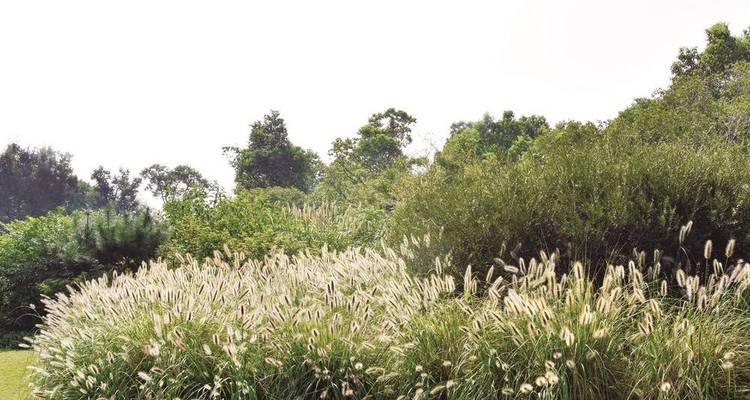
90,167 -> 142,212
436,111 -> 549,169
141,164 -> 218,202
0,144 -> 81,222
90,167 -> 115,208
672,23 -> 750,77
225,111 -> 320,192
613,58 -> 750,143
313,109 -> 424,208
331,108 -> 417,172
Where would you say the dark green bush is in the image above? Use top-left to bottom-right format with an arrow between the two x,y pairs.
0,331 -> 26,348
75,208 -> 168,269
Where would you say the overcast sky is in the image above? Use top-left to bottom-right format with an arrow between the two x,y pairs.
1,0 -> 749,195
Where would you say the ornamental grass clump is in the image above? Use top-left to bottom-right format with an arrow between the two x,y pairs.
27,236 -> 750,399
28,246 -> 456,399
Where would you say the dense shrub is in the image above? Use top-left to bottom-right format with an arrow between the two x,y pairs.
0,208 -> 167,338
0,210 -> 87,333
28,242 -> 750,399
76,208 -> 168,269
159,190 -> 386,260
391,135 -> 750,277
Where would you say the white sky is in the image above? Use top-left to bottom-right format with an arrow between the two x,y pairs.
1,0 -> 749,196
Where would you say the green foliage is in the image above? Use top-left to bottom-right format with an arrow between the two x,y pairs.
243,186 -> 306,207
392,133 -> 750,276
311,157 -> 418,210
0,143 -> 152,222
90,167 -> 143,212
610,61 -> 750,143
141,164 -> 219,202
0,210 -> 88,333
337,108 -> 416,172
617,24 -> 750,145
159,190 -> 385,261
226,110 -> 321,192
437,111 -> 549,169
672,23 -> 750,77
393,25 -> 750,277
0,208 -> 167,337
313,109 -> 425,209
75,208 -> 169,269
0,144 -> 82,223
0,331 -> 27,349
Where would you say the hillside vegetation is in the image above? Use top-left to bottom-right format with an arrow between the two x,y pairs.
3,22 -> 750,399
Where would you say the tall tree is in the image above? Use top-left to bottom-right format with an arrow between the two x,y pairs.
225,110 -> 320,192
141,164 -> 219,201
91,167 -> 115,208
331,108 -> 417,172
672,23 -> 750,77
313,108 -> 423,208
90,167 -> 142,212
0,144 -> 80,222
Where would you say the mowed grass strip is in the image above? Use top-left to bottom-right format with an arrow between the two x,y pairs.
0,351 -> 34,400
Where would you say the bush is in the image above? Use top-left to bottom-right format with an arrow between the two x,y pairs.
159,190 -> 386,261
0,210 -> 86,333
0,208 -> 167,338
76,208 -> 168,269
28,243 -> 750,399
391,134 -> 750,278
0,331 -> 28,348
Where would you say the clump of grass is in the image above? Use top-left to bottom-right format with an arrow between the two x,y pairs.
27,246 -> 455,399
27,237 -> 750,399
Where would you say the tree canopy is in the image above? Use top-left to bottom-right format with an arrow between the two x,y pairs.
226,110 -> 320,192
90,167 -> 142,212
0,144 -> 81,222
436,111 -> 549,169
672,22 -> 750,77
312,108 -> 423,208
141,164 -> 218,202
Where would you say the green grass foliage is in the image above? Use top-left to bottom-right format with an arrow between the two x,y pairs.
0,350 -> 34,400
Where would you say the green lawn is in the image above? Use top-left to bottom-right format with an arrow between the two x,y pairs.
0,351 -> 34,400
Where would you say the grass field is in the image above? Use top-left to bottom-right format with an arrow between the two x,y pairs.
0,351 -> 33,400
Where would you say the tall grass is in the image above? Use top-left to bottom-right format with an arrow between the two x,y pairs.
27,238 -> 750,399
